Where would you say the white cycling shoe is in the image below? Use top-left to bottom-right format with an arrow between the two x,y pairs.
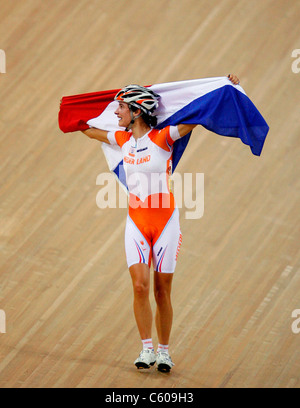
156,351 -> 175,372
134,349 -> 156,369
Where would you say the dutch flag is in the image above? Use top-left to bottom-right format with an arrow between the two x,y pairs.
59,77 -> 269,189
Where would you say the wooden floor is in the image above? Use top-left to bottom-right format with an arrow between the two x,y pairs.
0,0 -> 300,388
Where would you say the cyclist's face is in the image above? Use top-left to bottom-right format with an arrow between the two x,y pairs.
115,102 -> 131,128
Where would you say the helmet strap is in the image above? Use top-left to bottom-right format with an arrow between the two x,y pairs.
126,106 -> 143,131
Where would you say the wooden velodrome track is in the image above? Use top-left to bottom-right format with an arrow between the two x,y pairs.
0,0 -> 299,389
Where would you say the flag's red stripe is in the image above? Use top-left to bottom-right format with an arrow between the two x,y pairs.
58,88 -> 120,133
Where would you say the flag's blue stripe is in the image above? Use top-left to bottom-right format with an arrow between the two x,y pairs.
113,160 -> 128,189
157,85 -> 269,168
171,133 -> 191,172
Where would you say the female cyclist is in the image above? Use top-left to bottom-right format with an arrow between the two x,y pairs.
81,74 -> 240,372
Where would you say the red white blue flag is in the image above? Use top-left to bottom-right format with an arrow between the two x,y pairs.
59,77 -> 269,188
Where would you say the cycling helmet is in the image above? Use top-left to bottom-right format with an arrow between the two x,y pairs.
114,85 -> 160,114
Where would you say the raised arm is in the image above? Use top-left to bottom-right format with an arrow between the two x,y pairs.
81,128 -> 110,144
177,124 -> 198,137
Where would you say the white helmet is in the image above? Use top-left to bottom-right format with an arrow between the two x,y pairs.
114,84 -> 160,114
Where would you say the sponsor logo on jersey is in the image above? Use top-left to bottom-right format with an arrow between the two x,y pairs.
137,147 -> 148,153
129,147 -> 136,157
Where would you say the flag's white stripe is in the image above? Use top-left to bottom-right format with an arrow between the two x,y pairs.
87,100 -> 121,132
87,102 -> 124,172
151,77 -> 245,125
